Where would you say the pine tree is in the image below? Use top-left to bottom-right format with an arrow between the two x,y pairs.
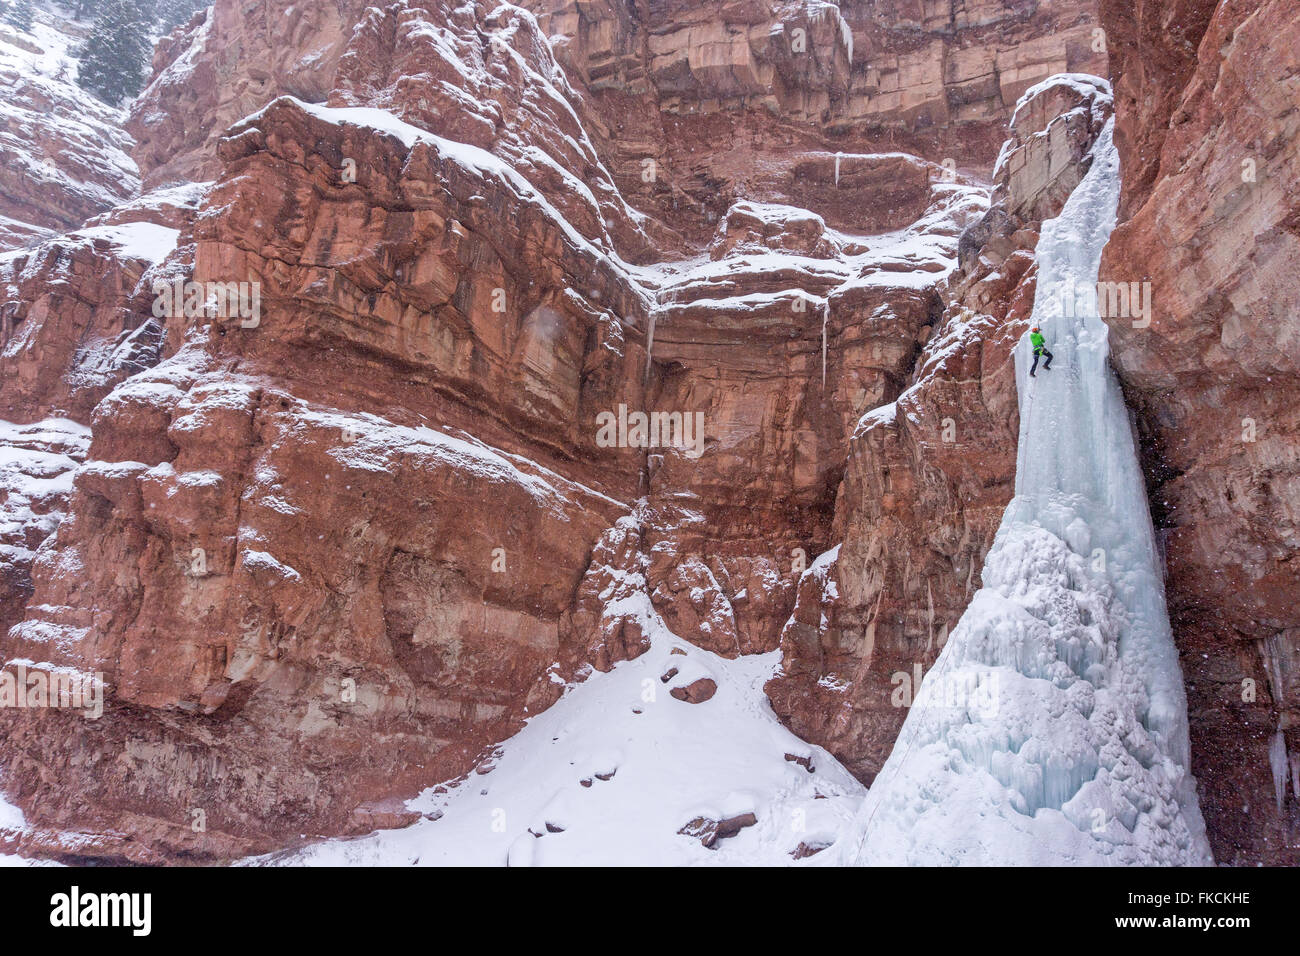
157,0 -> 207,32
0,0 -> 35,33
76,0 -> 156,107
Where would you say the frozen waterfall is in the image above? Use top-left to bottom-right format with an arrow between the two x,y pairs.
839,118 -> 1214,866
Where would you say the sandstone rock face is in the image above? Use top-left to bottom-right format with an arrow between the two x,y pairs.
529,0 -> 1105,135
128,1 -> 367,190
999,74 -> 1112,225
2,367 -> 621,860
635,180 -> 987,665
958,73 -> 1111,273
0,194 -> 193,423
327,0 -> 672,259
521,0 -> 1106,241
3,84 -> 644,859
838,0 -> 1105,132
1099,0 -> 1300,864
6,0 -> 674,859
1099,0 -> 1219,219
0,11 -> 139,251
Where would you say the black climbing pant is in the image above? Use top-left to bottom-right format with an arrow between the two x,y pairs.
1031,347 -> 1053,375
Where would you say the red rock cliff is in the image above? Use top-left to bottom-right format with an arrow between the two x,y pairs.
1099,0 -> 1300,865
0,0 -> 1293,867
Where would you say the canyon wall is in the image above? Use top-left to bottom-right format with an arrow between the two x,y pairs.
1,0 -> 1294,866
1099,0 -> 1300,865
0,0 -> 1042,861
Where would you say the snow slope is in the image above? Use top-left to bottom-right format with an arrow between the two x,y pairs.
250,596 -> 863,866
0,777 -> 35,866
836,119 -> 1214,866
0,771 -> 62,866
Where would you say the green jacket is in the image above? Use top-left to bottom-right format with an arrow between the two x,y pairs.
1030,330 -> 1046,351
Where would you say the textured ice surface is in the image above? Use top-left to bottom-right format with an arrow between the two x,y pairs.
838,117 -> 1214,866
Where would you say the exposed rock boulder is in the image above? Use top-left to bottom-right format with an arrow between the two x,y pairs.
677,809 -> 757,846
669,676 -> 719,703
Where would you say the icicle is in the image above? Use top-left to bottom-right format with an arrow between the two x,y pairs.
924,581 -> 935,651
1269,726 -> 1288,815
1260,635 -> 1293,814
1292,750 -> 1300,809
1259,633 -> 1288,704
643,311 -> 656,388
834,152 -> 841,186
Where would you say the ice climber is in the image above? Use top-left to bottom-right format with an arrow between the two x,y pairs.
1028,326 -> 1053,377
